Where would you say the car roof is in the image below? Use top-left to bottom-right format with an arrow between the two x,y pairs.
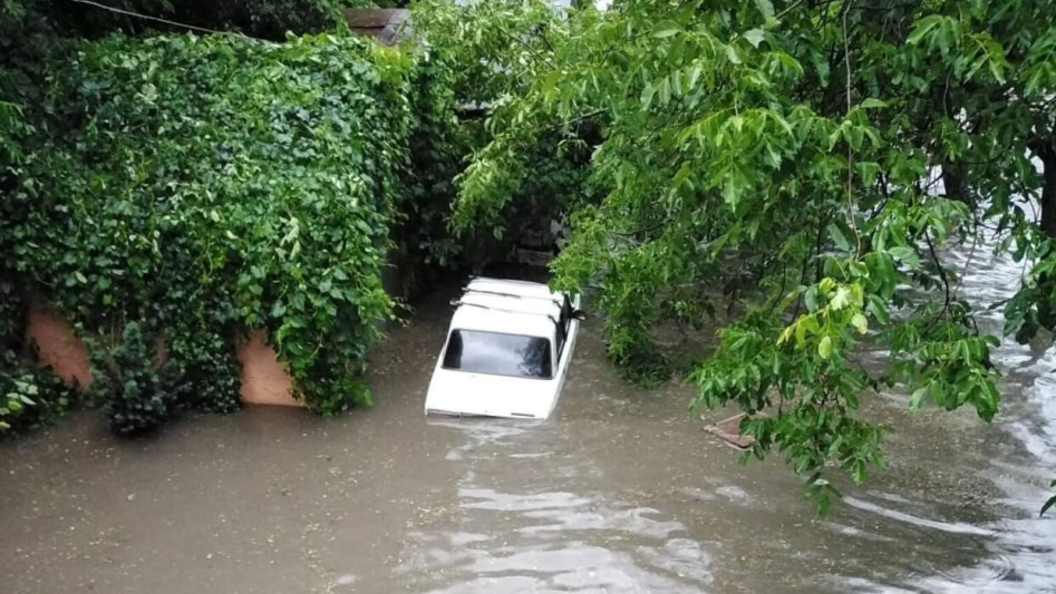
459,291 -> 563,317
449,278 -> 564,338
465,277 -> 565,305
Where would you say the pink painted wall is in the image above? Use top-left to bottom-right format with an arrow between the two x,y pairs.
25,306 -> 91,388
24,307 -> 302,408
237,330 -> 300,407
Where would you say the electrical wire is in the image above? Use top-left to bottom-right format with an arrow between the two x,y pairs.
65,0 -> 270,42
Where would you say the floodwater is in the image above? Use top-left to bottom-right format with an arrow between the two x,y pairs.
2,242 -> 1056,594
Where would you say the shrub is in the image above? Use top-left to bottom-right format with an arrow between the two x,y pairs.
88,321 -> 177,434
1,354 -> 73,433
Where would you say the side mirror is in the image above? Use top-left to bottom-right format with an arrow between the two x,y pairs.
572,310 -> 587,321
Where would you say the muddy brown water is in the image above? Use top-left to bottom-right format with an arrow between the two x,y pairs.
3,245 -> 1056,594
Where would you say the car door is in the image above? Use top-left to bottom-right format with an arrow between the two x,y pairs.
550,293 -> 579,409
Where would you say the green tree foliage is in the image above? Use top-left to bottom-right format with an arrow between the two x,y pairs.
410,0 -> 596,271
439,0 -> 1056,513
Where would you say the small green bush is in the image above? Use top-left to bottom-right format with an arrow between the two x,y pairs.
89,321 -> 179,434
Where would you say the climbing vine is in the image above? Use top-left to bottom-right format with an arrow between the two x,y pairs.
1,100 -> 74,433
3,32 -> 428,431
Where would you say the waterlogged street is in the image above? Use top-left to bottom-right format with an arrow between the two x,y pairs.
3,242 -> 1056,593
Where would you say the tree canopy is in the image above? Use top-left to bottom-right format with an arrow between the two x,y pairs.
428,0 -> 1056,513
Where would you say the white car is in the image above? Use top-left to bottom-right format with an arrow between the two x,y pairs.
424,277 -> 584,420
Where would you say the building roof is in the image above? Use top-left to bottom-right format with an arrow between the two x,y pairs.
343,8 -> 411,46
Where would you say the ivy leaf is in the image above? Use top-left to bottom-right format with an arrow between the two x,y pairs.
271,301 -> 287,318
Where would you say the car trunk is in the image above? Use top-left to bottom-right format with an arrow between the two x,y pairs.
424,367 -> 560,420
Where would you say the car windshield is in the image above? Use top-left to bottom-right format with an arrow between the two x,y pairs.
442,330 -> 553,379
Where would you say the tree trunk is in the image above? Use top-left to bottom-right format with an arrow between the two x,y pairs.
941,162 -> 972,207
1040,144 -> 1056,238
1034,139 -> 1056,330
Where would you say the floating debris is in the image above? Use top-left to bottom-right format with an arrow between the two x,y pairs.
702,413 -> 764,451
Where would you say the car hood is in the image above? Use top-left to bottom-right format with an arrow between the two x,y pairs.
424,367 -> 559,420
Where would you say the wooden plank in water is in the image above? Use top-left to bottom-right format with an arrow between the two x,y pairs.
702,412 -> 764,451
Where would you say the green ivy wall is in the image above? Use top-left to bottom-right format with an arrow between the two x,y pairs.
2,30 -> 460,432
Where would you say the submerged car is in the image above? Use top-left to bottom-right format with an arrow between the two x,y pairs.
423,277 -> 584,420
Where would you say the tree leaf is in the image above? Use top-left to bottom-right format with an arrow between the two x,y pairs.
818,335 -> 833,359
830,286 -> 852,310
803,286 -> 819,312
726,45 -> 741,65
744,29 -> 766,48
653,22 -> 682,38
851,313 -> 868,334
909,388 -> 927,411
888,246 -> 921,270
754,0 -> 775,19
906,15 -> 945,45
1041,494 -> 1056,518
828,221 -> 853,252
641,84 -> 657,109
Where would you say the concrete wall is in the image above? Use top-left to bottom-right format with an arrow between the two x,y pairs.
25,306 -> 302,408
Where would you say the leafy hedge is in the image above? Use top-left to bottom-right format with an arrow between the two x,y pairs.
3,32 -> 426,432
1,100 -> 72,433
